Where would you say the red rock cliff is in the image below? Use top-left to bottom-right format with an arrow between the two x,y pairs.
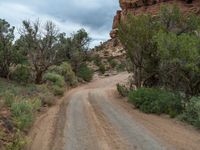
110,0 -> 200,38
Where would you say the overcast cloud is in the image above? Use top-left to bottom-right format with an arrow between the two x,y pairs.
0,0 -> 119,47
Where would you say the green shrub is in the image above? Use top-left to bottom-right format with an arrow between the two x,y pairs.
3,90 -> 15,107
117,84 -> 129,97
52,85 -> 65,96
60,62 -> 78,86
180,97 -> 200,128
99,64 -> 106,74
11,101 -> 33,130
44,72 -> 65,87
49,62 -> 78,86
10,64 -> 32,84
77,64 -> 94,82
128,88 -> 183,117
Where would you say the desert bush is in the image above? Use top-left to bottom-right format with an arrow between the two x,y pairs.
116,84 -> 129,97
128,88 -> 183,117
11,101 -> 33,130
60,62 -> 78,86
38,91 -> 55,106
77,64 -> 94,82
48,62 -> 78,86
10,64 -> 32,84
43,73 -> 65,96
44,72 -> 65,87
180,97 -> 200,128
52,85 -> 65,96
3,90 -> 15,107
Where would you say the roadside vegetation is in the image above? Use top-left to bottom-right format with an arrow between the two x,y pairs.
118,4 -> 200,129
90,54 -> 126,75
0,18 -> 93,149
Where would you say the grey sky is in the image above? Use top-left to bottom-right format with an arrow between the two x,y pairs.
0,0 -> 119,47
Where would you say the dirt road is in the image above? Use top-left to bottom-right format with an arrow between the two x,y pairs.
28,73 -> 200,150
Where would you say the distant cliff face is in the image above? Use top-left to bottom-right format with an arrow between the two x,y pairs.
110,0 -> 199,38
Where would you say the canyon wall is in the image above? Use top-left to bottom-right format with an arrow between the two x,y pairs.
110,0 -> 200,38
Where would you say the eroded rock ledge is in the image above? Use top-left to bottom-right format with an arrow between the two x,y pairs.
110,0 -> 199,38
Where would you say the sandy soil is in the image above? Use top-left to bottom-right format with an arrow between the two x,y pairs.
27,72 -> 200,150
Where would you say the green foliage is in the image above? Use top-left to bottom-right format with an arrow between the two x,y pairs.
11,101 -> 33,130
60,62 -> 78,86
180,97 -> 200,128
158,4 -> 182,32
118,14 -> 158,87
52,85 -> 65,96
116,84 -> 129,97
10,64 -> 32,84
48,62 -> 78,86
158,4 -> 200,33
6,131 -> 27,150
13,20 -> 90,84
0,19 -> 92,149
0,19 -> 20,78
59,29 -> 91,73
44,72 -> 65,87
3,90 -> 15,107
77,64 -> 94,82
10,97 -> 41,131
44,72 -> 66,96
155,31 -> 200,96
119,4 -> 200,99
154,5 -> 200,96
128,88 -> 183,117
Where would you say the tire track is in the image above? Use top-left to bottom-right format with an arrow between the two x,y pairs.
89,90 -> 170,150
87,92 -> 127,150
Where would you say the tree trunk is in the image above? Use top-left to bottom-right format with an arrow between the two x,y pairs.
35,71 -> 43,84
0,67 -> 9,78
134,66 -> 142,88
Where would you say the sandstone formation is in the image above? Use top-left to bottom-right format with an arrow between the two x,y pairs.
110,0 -> 200,38
92,39 -> 125,59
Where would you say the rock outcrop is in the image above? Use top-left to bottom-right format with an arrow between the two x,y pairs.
92,39 -> 125,59
110,0 -> 200,38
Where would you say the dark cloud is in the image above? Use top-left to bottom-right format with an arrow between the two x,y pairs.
0,0 -> 119,47
39,0 -> 119,30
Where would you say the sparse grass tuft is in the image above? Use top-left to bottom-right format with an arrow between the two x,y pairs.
11,101 -> 33,130
3,90 -> 15,107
